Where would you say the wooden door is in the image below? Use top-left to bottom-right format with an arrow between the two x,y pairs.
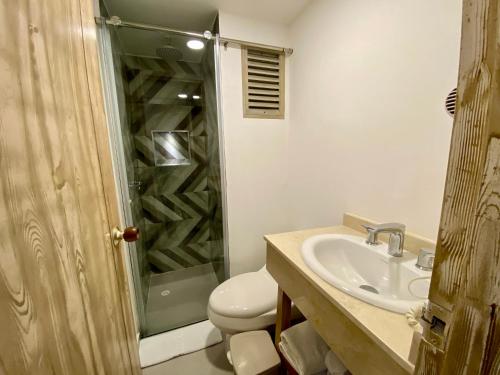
0,0 -> 140,374
415,0 -> 500,373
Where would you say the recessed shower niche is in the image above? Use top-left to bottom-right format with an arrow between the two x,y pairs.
152,130 -> 192,167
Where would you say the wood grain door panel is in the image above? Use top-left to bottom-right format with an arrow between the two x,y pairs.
0,0 -> 140,374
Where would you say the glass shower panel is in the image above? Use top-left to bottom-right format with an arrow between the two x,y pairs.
107,24 -> 226,337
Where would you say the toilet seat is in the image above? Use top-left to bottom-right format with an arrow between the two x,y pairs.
209,267 -> 278,318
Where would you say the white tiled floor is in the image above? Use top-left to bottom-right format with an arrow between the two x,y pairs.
142,343 -> 234,375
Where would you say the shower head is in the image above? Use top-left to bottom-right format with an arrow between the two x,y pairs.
156,40 -> 182,61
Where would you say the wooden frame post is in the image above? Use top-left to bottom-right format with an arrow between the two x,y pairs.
275,287 -> 292,348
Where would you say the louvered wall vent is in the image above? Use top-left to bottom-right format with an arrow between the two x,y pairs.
242,47 -> 285,119
445,87 -> 457,117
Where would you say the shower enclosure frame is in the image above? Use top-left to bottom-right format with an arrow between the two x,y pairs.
95,17 -> 230,336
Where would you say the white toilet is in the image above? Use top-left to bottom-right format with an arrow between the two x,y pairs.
208,266 -> 279,335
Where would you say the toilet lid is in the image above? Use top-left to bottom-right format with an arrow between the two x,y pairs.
209,268 -> 278,318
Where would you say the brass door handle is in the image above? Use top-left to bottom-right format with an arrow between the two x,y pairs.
113,226 -> 140,243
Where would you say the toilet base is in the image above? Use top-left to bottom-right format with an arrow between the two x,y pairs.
224,334 -> 233,365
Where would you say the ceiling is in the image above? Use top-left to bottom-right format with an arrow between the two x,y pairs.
103,0 -> 311,32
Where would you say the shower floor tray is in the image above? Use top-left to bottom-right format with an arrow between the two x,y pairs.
144,262 -> 219,336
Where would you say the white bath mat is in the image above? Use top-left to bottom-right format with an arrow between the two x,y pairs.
139,320 -> 223,368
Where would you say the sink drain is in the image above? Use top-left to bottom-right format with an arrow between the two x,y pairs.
359,285 -> 379,294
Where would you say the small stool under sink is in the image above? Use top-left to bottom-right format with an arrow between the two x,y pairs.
229,330 -> 280,375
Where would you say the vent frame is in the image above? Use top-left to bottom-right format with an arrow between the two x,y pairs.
241,46 -> 285,119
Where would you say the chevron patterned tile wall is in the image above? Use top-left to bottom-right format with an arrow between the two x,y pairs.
120,53 -> 225,276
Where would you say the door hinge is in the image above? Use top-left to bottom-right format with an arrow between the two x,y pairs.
420,301 -> 450,351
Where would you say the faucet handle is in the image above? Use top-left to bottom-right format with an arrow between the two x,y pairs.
416,248 -> 435,271
361,224 -> 380,245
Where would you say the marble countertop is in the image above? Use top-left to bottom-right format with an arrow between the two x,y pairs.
265,223 -> 419,374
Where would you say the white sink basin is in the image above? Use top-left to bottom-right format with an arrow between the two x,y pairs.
301,234 -> 431,314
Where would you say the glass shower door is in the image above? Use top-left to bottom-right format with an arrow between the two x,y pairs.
102,21 -> 226,337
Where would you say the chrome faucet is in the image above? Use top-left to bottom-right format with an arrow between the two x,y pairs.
362,222 -> 406,257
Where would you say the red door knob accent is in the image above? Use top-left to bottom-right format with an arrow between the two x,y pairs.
122,227 -> 140,242
113,226 -> 140,243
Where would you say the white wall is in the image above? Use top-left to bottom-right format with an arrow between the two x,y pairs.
218,1 -> 462,276
218,12 -> 292,276
286,0 -> 462,240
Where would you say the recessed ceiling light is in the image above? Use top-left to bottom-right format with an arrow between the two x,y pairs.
192,95 -> 200,100
177,93 -> 188,99
187,39 -> 204,50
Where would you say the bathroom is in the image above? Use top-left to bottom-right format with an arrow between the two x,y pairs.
1,0 -> 498,374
